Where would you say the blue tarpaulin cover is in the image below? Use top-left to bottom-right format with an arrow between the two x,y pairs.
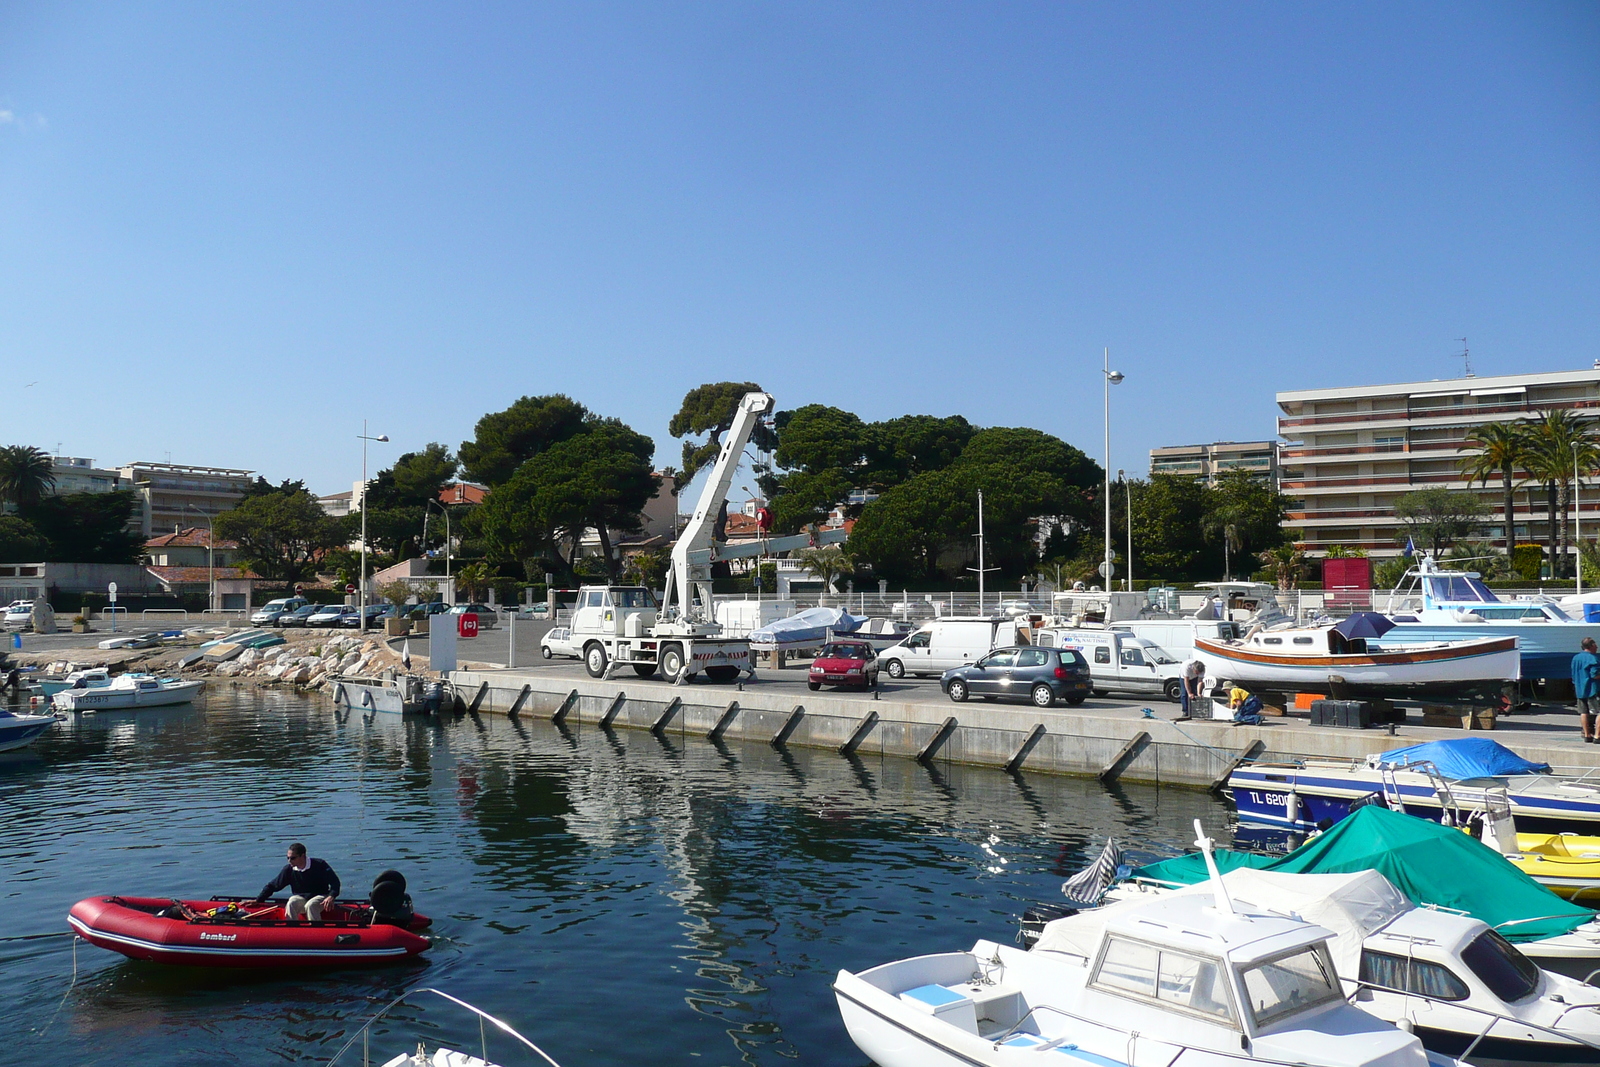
1376,738 -> 1550,779
749,606 -> 865,645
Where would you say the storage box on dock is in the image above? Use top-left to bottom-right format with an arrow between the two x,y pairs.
1311,699 -> 1372,729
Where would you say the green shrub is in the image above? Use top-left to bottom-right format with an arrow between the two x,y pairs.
1511,543 -> 1543,583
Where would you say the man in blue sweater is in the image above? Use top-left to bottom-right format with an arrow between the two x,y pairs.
256,842 -> 341,920
1573,638 -> 1600,744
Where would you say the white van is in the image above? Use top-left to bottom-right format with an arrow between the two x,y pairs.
1035,627 -> 1184,700
879,617 -> 1024,679
1108,619 -> 1241,662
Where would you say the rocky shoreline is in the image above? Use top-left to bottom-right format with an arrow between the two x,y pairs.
13,629 -> 495,693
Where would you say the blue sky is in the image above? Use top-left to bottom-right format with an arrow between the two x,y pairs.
2,2 -> 1596,496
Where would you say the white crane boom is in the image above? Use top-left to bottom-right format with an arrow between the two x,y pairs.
660,391 -> 774,626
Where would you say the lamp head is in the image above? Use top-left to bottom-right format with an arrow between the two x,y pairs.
1106,370 -> 1125,385
377,435 -> 390,443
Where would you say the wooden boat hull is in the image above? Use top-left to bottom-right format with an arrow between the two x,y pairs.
68,895 -> 431,968
1195,635 -> 1518,704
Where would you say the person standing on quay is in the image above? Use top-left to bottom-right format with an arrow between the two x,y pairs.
1573,638 -> 1600,744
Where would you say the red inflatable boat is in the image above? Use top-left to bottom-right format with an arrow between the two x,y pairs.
67,895 -> 432,968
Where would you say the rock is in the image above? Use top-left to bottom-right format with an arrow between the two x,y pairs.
30,598 -> 56,635
289,665 -> 312,684
338,652 -> 361,671
238,648 -> 261,667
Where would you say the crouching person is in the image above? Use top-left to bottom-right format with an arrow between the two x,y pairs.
256,842 -> 340,920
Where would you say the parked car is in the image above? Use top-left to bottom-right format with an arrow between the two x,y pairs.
540,626 -> 579,660
251,597 -> 309,626
306,604 -> 352,628
528,603 -> 550,619
407,601 -> 452,620
1035,627 -> 1185,701
448,604 -> 499,629
276,603 -> 325,627
343,604 -> 395,628
940,645 -> 1092,708
3,600 -> 33,630
808,640 -> 879,691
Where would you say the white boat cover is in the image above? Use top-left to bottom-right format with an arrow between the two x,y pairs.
1035,868 -> 1408,975
748,606 -> 865,645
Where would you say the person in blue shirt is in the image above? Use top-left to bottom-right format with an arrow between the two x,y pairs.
1573,638 -> 1600,743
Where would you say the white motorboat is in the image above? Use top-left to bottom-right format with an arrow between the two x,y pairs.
1384,556 -> 1600,681
835,821 -> 1459,1067
1194,613 -> 1518,706
1065,868 -> 1600,1061
326,987 -> 564,1067
0,706 -> 58,752
34,667 -> 112,697
52,673 -> 204,713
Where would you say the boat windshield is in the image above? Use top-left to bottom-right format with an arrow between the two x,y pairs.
1424,574 -> 1498,604
1460,929 -> 1540,1003
1240,945 -> 1341,1027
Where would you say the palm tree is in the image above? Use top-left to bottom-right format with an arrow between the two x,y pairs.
1522,411 -> 1597,578
0,445 -> 55,515
1460,421 -> 1527,554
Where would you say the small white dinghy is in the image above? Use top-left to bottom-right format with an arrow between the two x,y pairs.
835,821 -> 1461,1067
51,673 -> 204,713
327,987 -> 564,1067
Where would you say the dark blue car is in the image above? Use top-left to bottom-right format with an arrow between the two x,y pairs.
940,646 -> 1092,708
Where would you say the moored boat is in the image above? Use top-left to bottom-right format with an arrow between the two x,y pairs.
1055,867 -> 1600,1061
0,706 -> 58,752
836,821 -> 1461,1067
34,667 -> 112,697
1228,737 -> 1600,834
68,893 -> 431,967
327,987 -> 565,1067
52,674 -> 204,712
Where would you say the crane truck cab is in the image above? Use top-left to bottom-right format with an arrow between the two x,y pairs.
567,584 -> 750,683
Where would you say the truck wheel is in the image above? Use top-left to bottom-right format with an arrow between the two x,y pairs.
1164,679 -> 1182,702
659,645 -> 684,683
584,643 -> 608,678
705,665 -> 739,683
633,664 -> 657,679
885,659 -> 905,679
947,679 -> 968,702
1031,684 -> 1056,709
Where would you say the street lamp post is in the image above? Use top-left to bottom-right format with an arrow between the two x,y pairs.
426,499 -> 452,578
1118,469 -> 1132,593
358,421 -> 390,633
1576,441 -> 1584,596
1102,349 -> 1124,591
184,504 -> 215,613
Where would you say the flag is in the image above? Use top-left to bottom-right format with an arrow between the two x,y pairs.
1403,536 -> 1415,558
402,639 -> 412,671
1061,838 -> 1126,903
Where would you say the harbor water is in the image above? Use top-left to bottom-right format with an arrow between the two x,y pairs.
2,688 -> 1228,1065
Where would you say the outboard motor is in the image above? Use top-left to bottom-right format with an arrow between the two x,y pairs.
422,681 -> 444,715
370,869 -> 415,927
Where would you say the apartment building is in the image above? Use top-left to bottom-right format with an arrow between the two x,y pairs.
117,461 -> 254,538
1149,441 -> 1278,484
1277,366 -> 1600,558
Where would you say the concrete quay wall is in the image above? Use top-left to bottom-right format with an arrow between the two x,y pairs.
448,671 -> 1600,788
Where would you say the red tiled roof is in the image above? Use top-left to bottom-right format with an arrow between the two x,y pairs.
143,527 -> 239,550
440,482 -> 487,505
146,565 -> 261,583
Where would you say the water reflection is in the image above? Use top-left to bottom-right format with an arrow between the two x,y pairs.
3,689 -> 1231,1066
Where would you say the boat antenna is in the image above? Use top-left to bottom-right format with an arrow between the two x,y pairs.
1194,819 -> 1242,919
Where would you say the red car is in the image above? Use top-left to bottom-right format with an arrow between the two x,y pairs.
809,640 -> 879,690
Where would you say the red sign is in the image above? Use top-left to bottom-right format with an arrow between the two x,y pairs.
458,613 -> 479,639
345,584 -> 356,594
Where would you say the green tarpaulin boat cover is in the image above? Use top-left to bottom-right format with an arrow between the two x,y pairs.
1133,807 -> 1593,942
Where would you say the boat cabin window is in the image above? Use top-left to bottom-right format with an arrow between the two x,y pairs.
1092,936 -> 1235,1024
1262,637 -> 1282,646
1242,945 -> 1342,1025
1293,637 -> 1314,645
1358,950 -> 1469,1001
1424,575 -> 1495,604
1460,930 -> 1540,1003
1094,647 -> 1111,664
1120,649 -> 1146,667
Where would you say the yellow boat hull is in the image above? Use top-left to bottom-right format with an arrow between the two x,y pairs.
1506,833 -> 1600,902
